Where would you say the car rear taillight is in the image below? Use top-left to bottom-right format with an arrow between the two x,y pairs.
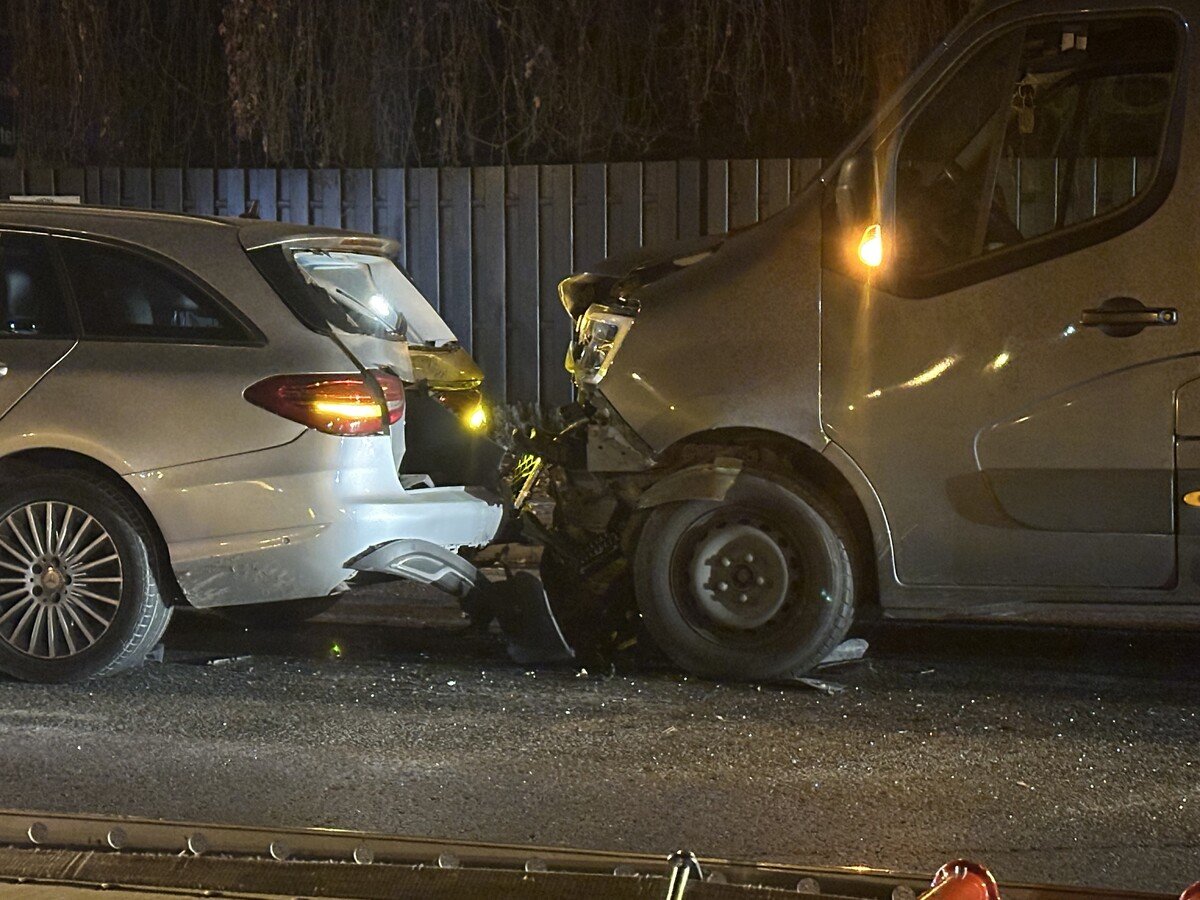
244,371 -> 405,436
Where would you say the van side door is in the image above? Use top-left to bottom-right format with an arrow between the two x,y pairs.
821,6 -> 1196,592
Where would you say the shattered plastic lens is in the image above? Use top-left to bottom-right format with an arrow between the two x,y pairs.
575,304 -> 634,385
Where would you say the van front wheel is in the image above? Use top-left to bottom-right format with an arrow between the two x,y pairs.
632,470 -> 857,681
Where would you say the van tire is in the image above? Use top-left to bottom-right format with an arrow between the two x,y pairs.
632,469 -> 857,681
0,471 -> 172,683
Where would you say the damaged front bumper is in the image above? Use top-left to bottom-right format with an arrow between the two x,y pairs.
500,404 -> 656,658
509,400 -> 778,663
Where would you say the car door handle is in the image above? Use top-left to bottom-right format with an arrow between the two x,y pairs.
1079,297 -> 1177,337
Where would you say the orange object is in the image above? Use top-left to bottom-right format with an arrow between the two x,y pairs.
1179,882 -> 1200,900
919,860 -> 1001,900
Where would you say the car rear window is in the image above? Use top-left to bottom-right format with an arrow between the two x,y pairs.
59,239 -> 252,343
248,245 -> 456,346
0,233 -> 73,338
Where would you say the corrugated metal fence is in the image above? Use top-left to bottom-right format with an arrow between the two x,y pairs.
0,159 -> 824,405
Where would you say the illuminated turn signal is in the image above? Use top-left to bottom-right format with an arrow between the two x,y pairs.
244,371 -> 405,436
858,223 -> 884,268
432,388 -> 489,432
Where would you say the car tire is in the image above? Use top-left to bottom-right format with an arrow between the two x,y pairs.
0,470 -> 172,683
215,594 -> 343,629
632,468 -> 858,681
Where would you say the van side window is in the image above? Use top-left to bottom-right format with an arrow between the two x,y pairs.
0,234 -> 72,338
60,240 -> 249,342
893,16 -> 1178,278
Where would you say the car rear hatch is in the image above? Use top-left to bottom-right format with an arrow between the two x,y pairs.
241,228 -> 455,472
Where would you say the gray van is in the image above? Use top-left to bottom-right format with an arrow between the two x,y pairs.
534,0 -> 1200,680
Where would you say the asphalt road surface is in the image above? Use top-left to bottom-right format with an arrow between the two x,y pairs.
0,584 -> 1195,894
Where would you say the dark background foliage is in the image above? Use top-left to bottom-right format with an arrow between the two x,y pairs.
7,0 -> 970,167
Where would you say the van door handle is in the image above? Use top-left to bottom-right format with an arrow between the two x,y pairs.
1079,297 -> 1177,337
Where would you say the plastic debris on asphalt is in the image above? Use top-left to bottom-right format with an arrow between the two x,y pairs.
778,639 -> 869,693
817,638 -> 869,669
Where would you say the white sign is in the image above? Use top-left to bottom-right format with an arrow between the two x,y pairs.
8,195 -> 82,205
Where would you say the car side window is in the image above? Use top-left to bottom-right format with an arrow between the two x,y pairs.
59,240 -> 248,342
0,233 -> 73,339
892,15 -> 1179,279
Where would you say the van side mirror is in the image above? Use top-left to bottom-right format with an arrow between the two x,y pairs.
834,153 -> 875,228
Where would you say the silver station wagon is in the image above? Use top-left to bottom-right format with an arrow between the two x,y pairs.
0,204 -> 514,682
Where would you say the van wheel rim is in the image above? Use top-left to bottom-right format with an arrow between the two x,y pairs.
0,502 -> 122,659
690,522 -> 791,630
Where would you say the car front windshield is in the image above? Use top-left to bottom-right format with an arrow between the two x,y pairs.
293,250 -> 457,347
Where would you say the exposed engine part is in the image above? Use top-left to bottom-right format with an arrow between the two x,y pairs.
587,421 -> 653,472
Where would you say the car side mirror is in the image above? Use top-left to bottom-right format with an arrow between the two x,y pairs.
834,152 -> 876,228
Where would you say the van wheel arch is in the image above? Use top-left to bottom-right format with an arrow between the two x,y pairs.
654,428 -> 880,616
0,449 -> 184,606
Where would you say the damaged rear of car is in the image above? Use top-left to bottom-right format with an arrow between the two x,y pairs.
0,205 -> 567,682
244,226 -> 571,665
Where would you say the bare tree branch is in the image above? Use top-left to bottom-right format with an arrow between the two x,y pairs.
8,0 -> 969,167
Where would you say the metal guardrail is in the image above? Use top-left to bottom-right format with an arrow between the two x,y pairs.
0,809 -> 1175,899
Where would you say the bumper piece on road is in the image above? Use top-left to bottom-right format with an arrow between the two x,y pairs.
350,539 -> 574,665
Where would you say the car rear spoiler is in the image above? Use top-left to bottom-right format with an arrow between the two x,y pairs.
237,220 -> 401,258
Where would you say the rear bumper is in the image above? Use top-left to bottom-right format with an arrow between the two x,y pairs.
125,431 -> 505,608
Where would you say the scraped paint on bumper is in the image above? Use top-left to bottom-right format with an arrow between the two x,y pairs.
125,431 -> 504,608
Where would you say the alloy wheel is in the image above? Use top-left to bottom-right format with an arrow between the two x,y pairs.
0,501 -> 123,659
